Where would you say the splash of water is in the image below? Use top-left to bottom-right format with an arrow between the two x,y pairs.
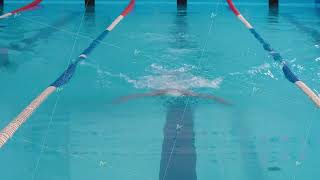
120,64 -> 223,90
248,63 -> 278,80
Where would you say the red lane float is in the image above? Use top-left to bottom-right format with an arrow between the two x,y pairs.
226,0 -> 320,107
0,0 -> 42,19
226,0 -> 240,16
121,0 -> 135,16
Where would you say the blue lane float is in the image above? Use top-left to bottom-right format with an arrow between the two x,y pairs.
0,0 -> 135,149
227,0 -> 320,108
248,29 -> 300,83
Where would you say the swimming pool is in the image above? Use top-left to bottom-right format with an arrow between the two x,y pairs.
0,1 -> 320,180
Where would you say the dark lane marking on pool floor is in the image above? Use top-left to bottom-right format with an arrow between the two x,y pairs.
8,12 -> 79,52
159,99 -> 197,180
285,15 -> 320,44
0,48 -> 8,66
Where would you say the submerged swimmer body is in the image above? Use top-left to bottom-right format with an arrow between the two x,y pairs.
113,88 -> 231,105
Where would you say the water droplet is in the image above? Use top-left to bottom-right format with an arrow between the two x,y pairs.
134,49 -> 140,56
210,12 -> 216,19
295,161 -> 302,166
99,160 -> 107,167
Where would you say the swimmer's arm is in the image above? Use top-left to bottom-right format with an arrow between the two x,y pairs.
112,91 -> 167,104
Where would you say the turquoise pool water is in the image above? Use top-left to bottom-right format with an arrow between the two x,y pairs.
0,1 -> 320,180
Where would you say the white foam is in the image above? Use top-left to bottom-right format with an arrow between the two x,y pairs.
121,64 -> 222,90
144,32 -> 170,42
229,72 -> 242,76
166,47 -> 197,55
150,63 -> 195,74
248,63 -> 271,74
248,63 -> 278,80
264,70 -> 276,79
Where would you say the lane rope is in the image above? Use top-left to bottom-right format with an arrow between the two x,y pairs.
0,0 -> 135,149
226,0 -> 320,108
0,0 -> 43,19
30,1 -> 91,178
